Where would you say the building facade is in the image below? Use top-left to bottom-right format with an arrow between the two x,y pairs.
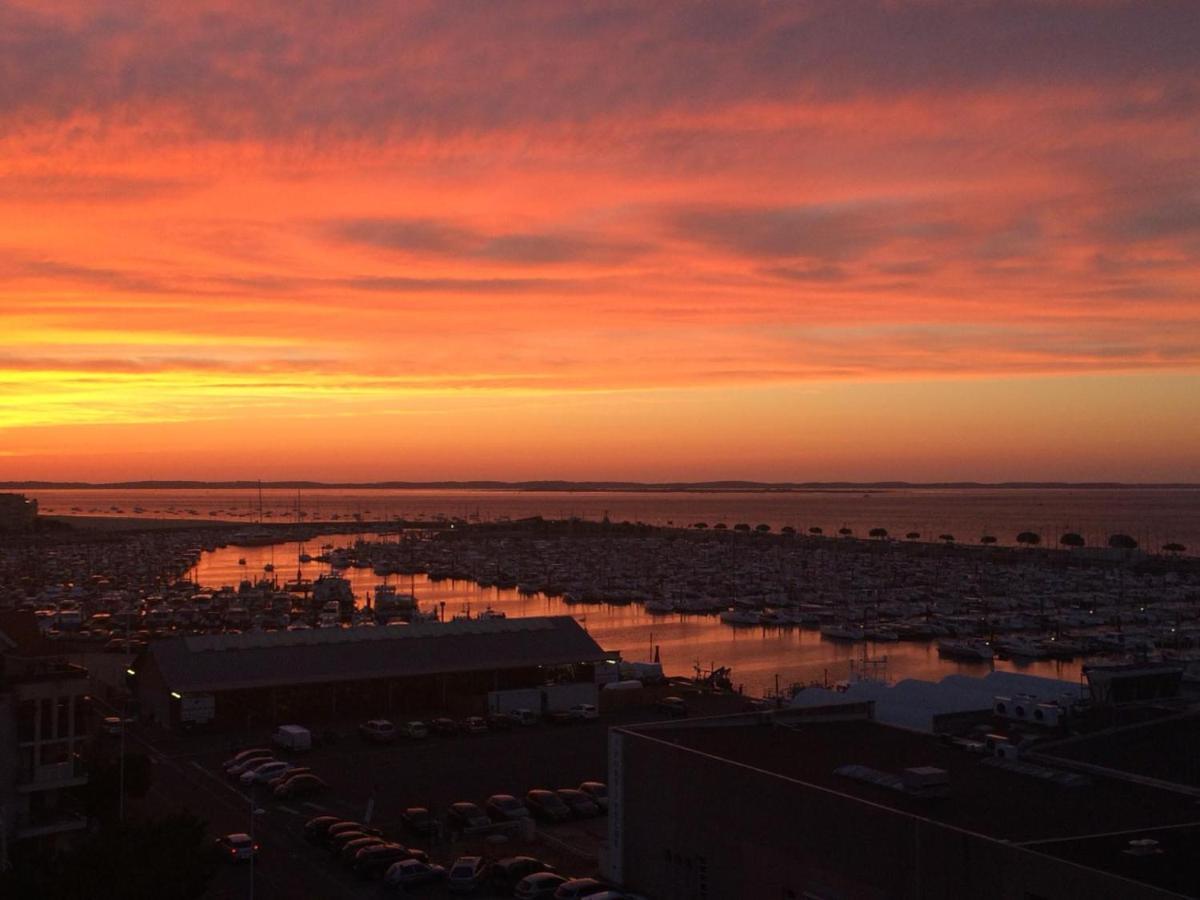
0,613 -> 90,868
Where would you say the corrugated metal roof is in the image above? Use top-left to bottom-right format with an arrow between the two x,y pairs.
788,670 -> 1082,732
146,616 -> 607,692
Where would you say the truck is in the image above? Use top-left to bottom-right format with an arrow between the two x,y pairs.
178,693 -> 215,729
272,724 -> 312,752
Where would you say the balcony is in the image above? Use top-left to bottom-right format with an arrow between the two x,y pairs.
15,810 -> 88,840
16,759 -> 88,793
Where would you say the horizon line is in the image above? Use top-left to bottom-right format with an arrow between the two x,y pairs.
5,480 -> 1199,491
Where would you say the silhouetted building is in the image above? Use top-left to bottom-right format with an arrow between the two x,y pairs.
606,707 -> 1198,899
0,613 -> 90,866
133,615 -> 611,729
0,493 -> 37,532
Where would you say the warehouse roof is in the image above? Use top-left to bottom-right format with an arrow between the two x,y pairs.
143,615 -> 608,692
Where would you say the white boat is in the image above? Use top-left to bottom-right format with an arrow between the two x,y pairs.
720,608 -> 762,626
937,639 -> 995,661
821,623 -> 866,641
864,627 -> 899,642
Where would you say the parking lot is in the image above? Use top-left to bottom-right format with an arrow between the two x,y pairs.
124,693 -> 748,898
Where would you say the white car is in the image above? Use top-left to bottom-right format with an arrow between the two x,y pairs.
240,760 -> 292,785
225,754 -> 274,778
568,704 -> 598,720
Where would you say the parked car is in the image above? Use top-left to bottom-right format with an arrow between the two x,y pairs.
486,794 -> 531,822
486,712 -> 517,731
511,708 -> 539,726
214,832 -> 258,862
447,855 -> 487,893
401,806 -> 437,836
268,766 -> 312,789
352,843 -> 416,879
655,696 -> 689,717
556,788 -> 600,818
302,815 -> 340,844
462,716 -> 488,733
578,781 -> 608,812
340,835 -> 387,865
568,704 -> 598,720
554,878 -> 608,899
359,719 -> 397,743
490,857 -> 556,893
102,716 -> 133,735
446,801 -> 490,830
400,720 -> 429,739
385,859 -> 446,889
546,711 -> 575,726
223,748 -> 272,772
515,872 -> 569,899
240,760 -> 293,785
274,774 -> 327,799
327,824 -> 382,852
226,753 -> 274,779
431,717 -> 460,735
525,789 -> 571,823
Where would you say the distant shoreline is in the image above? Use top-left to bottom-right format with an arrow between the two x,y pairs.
4,480 -> 1199,492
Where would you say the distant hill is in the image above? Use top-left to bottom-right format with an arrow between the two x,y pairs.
3,480 -> 1197,491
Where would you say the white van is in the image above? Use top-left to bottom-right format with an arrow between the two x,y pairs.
511,708 -> 539,726
271,724 -> 312,752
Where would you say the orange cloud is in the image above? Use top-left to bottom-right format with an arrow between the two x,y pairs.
0,1 -> 1197,480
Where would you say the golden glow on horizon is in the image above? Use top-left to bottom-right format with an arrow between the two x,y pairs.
1,2 -> 1198,481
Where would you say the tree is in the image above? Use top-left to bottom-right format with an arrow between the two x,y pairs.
713,522 -> 727,530
1108,534 -> 1138,550
905,532 -> 920,541
755,523 -> 771,533
781,525 -> 796,535
733,523 -> 751,532
868,527 -> 888,540
980,535 -> 997,545
692,522 -> 708,529
838,527 -> 853,537
809,526 -> 823,535
1163,542 -> 1186,555
938,534 -> 955,543
1059,532 -> 1085,548
1,812 -> 217,900
1016,531 -> 1041,548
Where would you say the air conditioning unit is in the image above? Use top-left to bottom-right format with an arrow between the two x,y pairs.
985,734 -> 1019,758
1033,703 -> 1061,727
993,696 -> 1011,717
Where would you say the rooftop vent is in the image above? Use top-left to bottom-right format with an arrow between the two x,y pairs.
1125,839 -> 1163,857
834,765 -> 949,798
902,766 -> 951,798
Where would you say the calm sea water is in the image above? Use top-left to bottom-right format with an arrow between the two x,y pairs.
188,533 -> 1087,699
28,486 -> 1200,553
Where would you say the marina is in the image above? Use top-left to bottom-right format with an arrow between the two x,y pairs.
9,510 -> 1199,698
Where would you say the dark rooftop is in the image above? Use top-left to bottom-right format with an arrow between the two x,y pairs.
145,615 -> 609,692
631,717 -> 1200,845
1040,713 -> 1200,789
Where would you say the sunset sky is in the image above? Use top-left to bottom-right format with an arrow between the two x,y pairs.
2,1 -> 1198,482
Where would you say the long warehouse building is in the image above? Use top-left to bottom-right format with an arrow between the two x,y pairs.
133,615 -> 613,730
